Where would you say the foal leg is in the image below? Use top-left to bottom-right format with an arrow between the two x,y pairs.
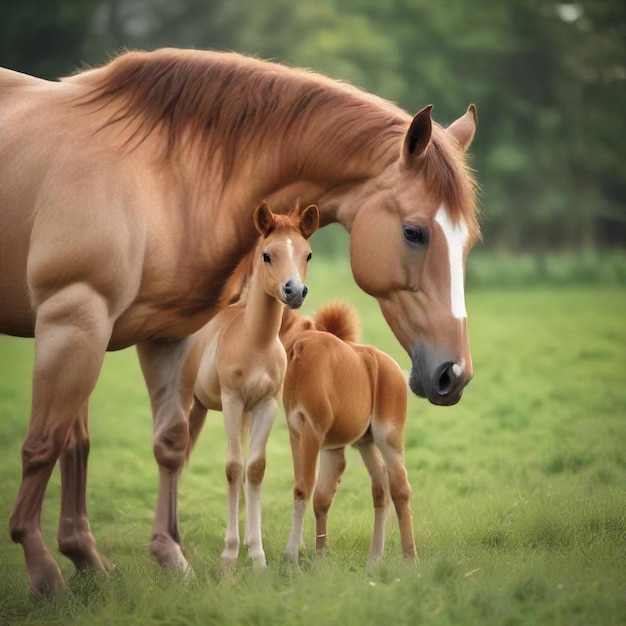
220,393 -> 246,570
354,440 -> 390,565
371,426 -> 416,561
285,421 -> 320,562
244,397 -> 278,567
58,402 -> 114,573
312,447 -> 346,554
9,284 -> 112,596
137,339 -> 192,573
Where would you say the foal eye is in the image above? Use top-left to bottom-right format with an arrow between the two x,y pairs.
403,225 -> 428,246
263,252 -> 271,263
306,252 -> 312,262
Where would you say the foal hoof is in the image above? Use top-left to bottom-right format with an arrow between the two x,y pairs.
220,555 -> 238,575
248,554 -> 267,569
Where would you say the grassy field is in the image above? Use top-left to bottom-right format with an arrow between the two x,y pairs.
0,257 -> 624,625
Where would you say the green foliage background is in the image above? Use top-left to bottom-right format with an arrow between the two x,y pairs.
0,0 -> 624,254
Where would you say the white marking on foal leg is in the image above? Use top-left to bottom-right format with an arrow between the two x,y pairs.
435,205 -> 469,320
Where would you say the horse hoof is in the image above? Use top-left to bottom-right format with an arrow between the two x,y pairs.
28,562 -> 67,597
248,555 -> 267,569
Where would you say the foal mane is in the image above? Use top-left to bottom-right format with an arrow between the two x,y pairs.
77,48 -> 478,231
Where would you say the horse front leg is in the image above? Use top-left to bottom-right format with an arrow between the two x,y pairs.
220,393 -> 246,571
58,403 -> 114,573
354,439 -> 390,566
313,447 -> 346,554
244,397 -> 278,567
9,284 -> 112,596
137,339 -> 192,574
285,421 -> 321,563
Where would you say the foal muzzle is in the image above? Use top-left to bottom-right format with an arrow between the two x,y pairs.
282,279 -> 308,309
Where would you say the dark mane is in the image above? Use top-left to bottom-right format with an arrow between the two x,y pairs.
77,48 -> 478,230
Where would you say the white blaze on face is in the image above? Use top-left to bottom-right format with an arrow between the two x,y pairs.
435,205 -> 468,320
285,237 -> 298,276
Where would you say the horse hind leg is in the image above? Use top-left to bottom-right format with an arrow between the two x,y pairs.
354,439 -> 390,566
371,424 -> 416,562
9,284 -> 112,595
58,403 -> 114,574
312,447 -> 346,554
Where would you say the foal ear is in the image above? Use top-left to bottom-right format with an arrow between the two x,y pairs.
254,202 -> 275,237
447,104 -> 477,152
299,204 -> 320,239
403,104 -> 433,164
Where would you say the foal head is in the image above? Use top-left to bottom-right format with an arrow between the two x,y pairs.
348,105 -> 479,406
253,202 -> 319,309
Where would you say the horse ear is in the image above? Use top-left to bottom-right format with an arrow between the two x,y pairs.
254,202 -> 275,237
403,104 -> 433,163
299,204 -> 320,239
447,104 -> 477,152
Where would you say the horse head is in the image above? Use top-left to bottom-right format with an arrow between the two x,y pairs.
253,201 -> 320,309
348,105 -> 479,406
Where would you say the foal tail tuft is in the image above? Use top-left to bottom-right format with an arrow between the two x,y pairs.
313,302 -> 360,343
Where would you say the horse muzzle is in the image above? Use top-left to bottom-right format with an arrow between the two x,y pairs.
409,346 -> 472,406
282,279 -> 308,309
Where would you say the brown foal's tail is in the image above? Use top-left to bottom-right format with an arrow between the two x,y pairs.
313,302 -> 360,343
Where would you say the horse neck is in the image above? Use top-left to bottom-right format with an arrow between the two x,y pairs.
241,269 -> 284,349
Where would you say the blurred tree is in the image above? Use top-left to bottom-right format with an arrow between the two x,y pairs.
0,0 -> 99,78
0,0 -> 623,251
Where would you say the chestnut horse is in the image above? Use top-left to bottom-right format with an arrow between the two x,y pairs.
0,48 -> 479,594
280,303 -> 415,566
181,201 -> 318,569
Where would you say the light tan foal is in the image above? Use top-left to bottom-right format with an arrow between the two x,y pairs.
182,201 -> 319,569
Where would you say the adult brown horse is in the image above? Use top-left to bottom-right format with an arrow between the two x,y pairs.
0,48 -> 479,595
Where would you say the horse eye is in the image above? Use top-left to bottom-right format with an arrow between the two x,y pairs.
403,225 -> 428,246
263,252 -> 271,263
306,252 -> 312,262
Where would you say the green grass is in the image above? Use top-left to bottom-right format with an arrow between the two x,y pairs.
1,258 -> 625,625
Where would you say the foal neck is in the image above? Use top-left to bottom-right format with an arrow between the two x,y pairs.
242,271 -> 284,349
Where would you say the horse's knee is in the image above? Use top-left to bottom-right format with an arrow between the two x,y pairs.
246,457 -> 266,485
153,416 -> 189,470
313,489 -> 332,517
225,460 -> 244,485
294,483 -> 313,503
58,523 -> 96,562
21,432 -> 65,476
389,471 -> 412,510
371,480 -> 388,509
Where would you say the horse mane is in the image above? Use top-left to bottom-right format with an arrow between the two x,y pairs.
313,302 -> 360,343
77,48 -> 478,232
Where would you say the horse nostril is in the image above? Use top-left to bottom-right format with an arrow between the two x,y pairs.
302,285 -> 308,299
436,362 -> 458,396
284,281 -> 293,296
